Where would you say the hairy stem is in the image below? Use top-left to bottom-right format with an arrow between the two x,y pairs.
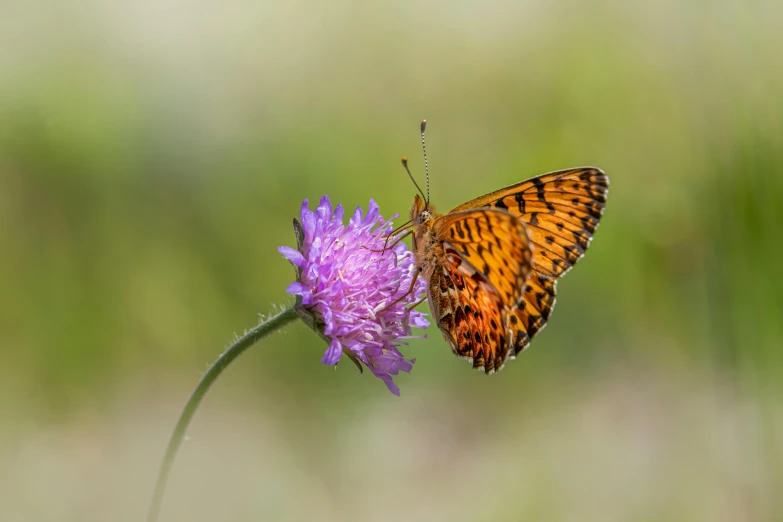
147,306 -> 299,522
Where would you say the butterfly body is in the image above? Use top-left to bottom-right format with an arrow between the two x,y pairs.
409,167 -> 609,373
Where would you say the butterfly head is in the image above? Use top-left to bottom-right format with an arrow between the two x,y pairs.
410,194 -> 436,226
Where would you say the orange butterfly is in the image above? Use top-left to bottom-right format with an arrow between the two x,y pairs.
402,121 -> 609,373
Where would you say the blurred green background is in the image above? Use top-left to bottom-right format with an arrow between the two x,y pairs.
1,0 -> 781,520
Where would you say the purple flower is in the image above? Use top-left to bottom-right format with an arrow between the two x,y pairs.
279,196 -> 429,395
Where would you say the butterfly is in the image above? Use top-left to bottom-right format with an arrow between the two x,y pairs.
402,121 -> 609,373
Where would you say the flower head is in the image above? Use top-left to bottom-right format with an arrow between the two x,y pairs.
279,196 -> 428,395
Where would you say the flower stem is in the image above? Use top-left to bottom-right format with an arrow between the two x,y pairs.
147,306 -> 299,522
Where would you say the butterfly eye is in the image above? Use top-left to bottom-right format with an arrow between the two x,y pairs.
418,210 -> 431,224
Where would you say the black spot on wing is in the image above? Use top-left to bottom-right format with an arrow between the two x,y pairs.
515,193 -> 526,213
454,221 -> 466,239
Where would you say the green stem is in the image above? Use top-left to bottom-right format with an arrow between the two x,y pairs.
147,306 -> 299,522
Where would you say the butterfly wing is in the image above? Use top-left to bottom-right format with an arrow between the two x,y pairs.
450,167 -> 609,278
428,257 -> 509,373
428,209 -> 533,373
449,167 -> 609,353
504,272 -> 558,353
432,209 -> 533,304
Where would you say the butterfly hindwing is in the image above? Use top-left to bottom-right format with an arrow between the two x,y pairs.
505,272 -> 558,354
428,247 -> 512,373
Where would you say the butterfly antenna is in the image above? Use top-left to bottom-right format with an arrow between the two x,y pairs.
401,157 -> 426,202
420,119 -> 430,205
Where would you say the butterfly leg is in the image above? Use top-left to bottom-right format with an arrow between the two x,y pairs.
382,219 -> 413,250
407,295 -> 427,311
363,228 -> 414,253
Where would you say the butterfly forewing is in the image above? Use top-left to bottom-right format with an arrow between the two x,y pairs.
432,209 -> 532,305
450,167 -> 608,279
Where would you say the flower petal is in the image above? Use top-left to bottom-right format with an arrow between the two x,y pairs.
278,246 -> 306,268
316,195 -> 332,222
365,199 -> 379,225
350,205 -> 364,226
285,282 -> 308,294
333,203 -> 344,222
285,282 -> 313,304
321,338 -> 342,365
300,207 -> 316,245
373,370 -> 401,396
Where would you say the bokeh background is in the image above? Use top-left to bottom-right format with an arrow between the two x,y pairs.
1,0 -> 781,520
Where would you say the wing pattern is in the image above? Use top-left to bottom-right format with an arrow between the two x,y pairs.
451,167 -> 609,278
449,167 -> 609,354
413,166 -> 609,371
432,209 -> 532,304
428,246 -> 511,373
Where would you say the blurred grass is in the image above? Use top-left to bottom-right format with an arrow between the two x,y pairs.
0,0 -> 781,520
